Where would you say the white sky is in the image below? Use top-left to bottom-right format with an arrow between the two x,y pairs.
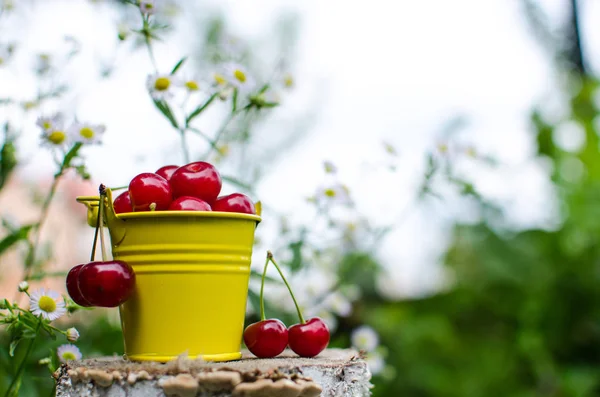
1,0 -> 598,298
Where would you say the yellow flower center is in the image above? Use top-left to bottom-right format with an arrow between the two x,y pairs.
233,69 -> 246,83
185,80 -> 199,91
0,57 -> 4,66
48,131 -> 66,144
324,188 -> 336,198
217,145 -> 229,156
61,351 -> 76,361
79,127 -> 94,139
38,296 -> 56,313
284,75 -> 293,88
214,73 -> 226,86
154,77 -> 170,91
23,101 -> 37,110
42,121 -> 51,129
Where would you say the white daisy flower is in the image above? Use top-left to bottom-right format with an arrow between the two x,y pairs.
39,117 -> 69,147
316,183 -> 352,206
224,63 -> 255,91
66,327 -> 80,342
210,71 -> 228,89
36,114 -> 64,131
282,73 -> 294,89
35,53 -> 52,75
323,291 -> 352,317
17,281 -> 29,293
139,0 -> 156,15
351,325 -> 379,352
68,122 -> 106,145
57,344 -> 82,363
29,288 -> 66,321
146,73 -> 175,100
323,161 -> 337,174
181,76 -> 201,93
365,351 -> 385,375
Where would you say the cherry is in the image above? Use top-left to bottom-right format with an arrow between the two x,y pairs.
129,172 -> 172,211
263,251 -> 331,358
77,260 -> 136,307
288,317 -> 330,358
66,264 -> 92,307
113,191 -> 132,214
243,319 -> 288,358
170,161 -> 222,204
155,165 -> 178,181
168,196 -> 212,211
212,193 -> 255,214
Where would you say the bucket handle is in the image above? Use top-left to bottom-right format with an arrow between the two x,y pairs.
76,189 -> 127,245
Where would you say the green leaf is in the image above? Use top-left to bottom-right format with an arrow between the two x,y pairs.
170,57 -> 187,75
257,84 -> 270,94
152,100 -> 179,129
0,224 -> 34,256
59,142 -> 83,175
286,235 -> 306,273
232,88 -> 239,112
74,164 -> 91,180
185,93 -> 217,125
0,124 -> 18,190
9,338 -> 21,357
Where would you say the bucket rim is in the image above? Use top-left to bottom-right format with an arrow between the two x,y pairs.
76,195 -> 261,222
116,210 -> 261,222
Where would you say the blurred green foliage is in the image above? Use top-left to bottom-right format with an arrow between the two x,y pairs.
364,77 -> 600,396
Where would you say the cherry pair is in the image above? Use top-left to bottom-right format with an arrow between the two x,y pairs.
112,161 -> 255,214
243,252 -> 330,358
67,185 -> 135,308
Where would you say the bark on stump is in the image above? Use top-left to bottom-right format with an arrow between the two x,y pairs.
54,348 -> 372,397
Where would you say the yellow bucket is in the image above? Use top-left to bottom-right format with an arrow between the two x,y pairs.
76,189 -> 261,363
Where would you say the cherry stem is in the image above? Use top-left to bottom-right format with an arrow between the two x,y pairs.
259,254 -> 269,321
89,202 -> 101,262
267,251 -> 305,324
98,184 -> 108,262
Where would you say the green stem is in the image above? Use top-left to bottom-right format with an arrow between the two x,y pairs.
259,254 -> 270,321
98,185 -> 108,262
140,14 -> 158,72
4,319 -> 42,397
266,251 -> 305,324
201,107 -> 246,160
90,201 -> 102,262
180,129 -> 190,164
187,127 -> 221,153
23,175 -> 61,273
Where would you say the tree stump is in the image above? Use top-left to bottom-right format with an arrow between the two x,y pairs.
54,348 -> 373,397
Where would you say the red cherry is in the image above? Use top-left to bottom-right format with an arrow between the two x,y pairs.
113,191 -> 132,214
212,193 -> 255,214
288,317 -> 330,358
129,173 -> 172,211
155,165 -> 178,181
170,162 -> 222,204
168,196 -> 212,211
243,319 -> 289,358
77,260 -> 136,307
66,264 -> 92,307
